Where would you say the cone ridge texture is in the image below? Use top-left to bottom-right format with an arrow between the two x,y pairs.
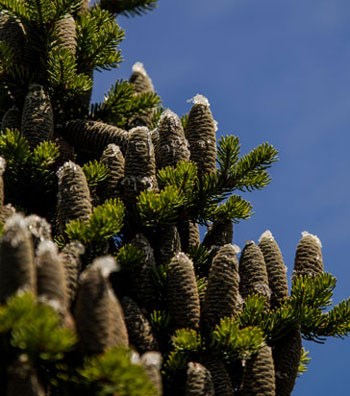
54,14 -> 77,56
0,215 -> 36,302
6,360 -> 45,396
155,225 -> 181,265
122,296 -> 159,353
123,127 -> 157,202
0,12 -> 25,62
63,120 -> 128,155
239,241 -> 271,302
74,265 -> 128,355
99,143 -> 125,200
1,106 -> 21,131
178,220 -> 200,252
25,215 -> 52,250
156,110 -> 190,169
203,244 -> 240,330
203,220 -> 233,250
167,252 -> 200,330
294,233 -> 324,277
57,161 -> 92,234
203,358 -> 234,396
273,329 -> 302,396
240,345 -> 276,396
185,362 -> 215,396
141,352 -> 163,396
36,241 -> 68,311
0,157 -> 5,211
258,232 -> 288,308
54,135 -> 75,165
185,102 -> 217,176
130,64 -> 154,93
21,84 -> 54,147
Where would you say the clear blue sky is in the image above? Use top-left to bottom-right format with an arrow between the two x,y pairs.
92,1 -> 350,394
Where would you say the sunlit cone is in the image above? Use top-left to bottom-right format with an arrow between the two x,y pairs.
203,244 -> 241,330
240,345 -> 276,396
130,234 -> 156,308
56,161 -> 92,235
141,352 -> 163,396
0,215 -> 36,303
1,106 -> 21,131
122,126 -> 157,203
185,94 -> 217,176
36,240 -> 68,312
185,362 -> 215,396
167,252 -> 200,330
156,109 -> 190,169
74,256 -> 128,355
293,231 -> 324,277
202,219 -> 234,262
21,84 -> 54,147
6,357 -> 45,396
122,296 -> 159,353
258,230 -> 288,308
130,62 -> 154,93
99,143 -> 125,201
54,14 -> 77,56
54,135 -> 75,165
273,329 -> 302,396
202,358 -> 234,396
0,11 -> 25,63
178,220 -> 200,253
155,225 -> 181,265
239,241 -> 271,303
62,120 -> 128,155
25,215 -> 52,250
59,242 -> 84,305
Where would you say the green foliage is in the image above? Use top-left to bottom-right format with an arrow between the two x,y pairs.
100,0 -> 158,17
171,329 -> 201,352
298,348 -> 311,377
82,160 -> 109,188
65,198 -> 125,243
116,243 -> 144,270
0,293 -> 76,360
209,194 -> 253,223
79,346 -> 156,396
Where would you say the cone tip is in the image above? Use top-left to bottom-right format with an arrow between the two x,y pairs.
301,231 -> 322,248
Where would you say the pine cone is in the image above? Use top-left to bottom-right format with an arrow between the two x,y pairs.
122,296 -> 159,354
54,135 -> 75,166
185,362 -> 215,396
155,109 -> 190,169
240,345 -> 276,396
239,241 -> 271,303
21,84 -> 54,148
0,11 -> 25,63
202,358 -> 234,396
203,244 -> 241,330
0,215 -> 36,303
24,215 -> 52,250
155,225 -> 181,266
293,231 -> 324,277
54,14 -> 77,56
141,352 -> 163,396
178,220 -> 200,253
185,95 -> 217,176
130,62 -> 154,93
1,106 -> 21,131
56,161 -> 92,235
0,157 -> 5,210
167,252 -> 200,330
258,230 -> 288,308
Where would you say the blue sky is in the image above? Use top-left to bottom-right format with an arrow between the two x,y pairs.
92,1 -> 350,394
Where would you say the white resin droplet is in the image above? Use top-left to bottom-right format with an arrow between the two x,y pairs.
258,230 -> 275,243
132,61 -> 148,77
187,94 -> 210,107
36,240 -> 58,259
56,160 -> 79,179
92,255 -> 118,277
301,231 -> 322,248
141,351 -> 162,368
0,156 -> 6,175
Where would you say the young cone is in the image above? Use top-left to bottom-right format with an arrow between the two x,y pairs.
203,244 -> 241,330
0,11 -> 25,63
185,95 -> 217,176
1,106 -> 21,131
167,252 -> 200,330
155,225 -> 181,266
56,161 -> 92,235
240,345 -> 276,396
54,14 -> 77,56
0,215 -> 36,303
239,241 -> 271,303
293,231 -> 324,277
178,220 -> 200,253
21,84 -> 54,148
258,230 -> 288,308
202,358 -> 234,396
185,362 -> 215,396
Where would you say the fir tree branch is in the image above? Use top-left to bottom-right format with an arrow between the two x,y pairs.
99,0 -> 158,17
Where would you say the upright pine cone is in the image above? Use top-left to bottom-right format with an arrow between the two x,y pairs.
155,109 -> 190,169
203,220 -> 233,250
62,120 -> 128,156
167,252 -> 200,330
122,126 -> 158,203
240,345 -> 276,396
273,328 -> 302,396
56,161 -> 92,235
293,231 -> 324,277
36,240 -> 68,312
154,225 -> 181,266
1,106 -> 21,131
54,14 -> 77,56
122,297 -> 159,354
21,84 -> 54,148
202,244 -> 241,330
258,230 -> 288,308
74,256 -> 128,355
141,352 -> 163,396
0,157 -> 5,211
53,135 -> 75,166
178,220 -> 200,253
202,358 -> 234,396
0,11 -> 25,63
185,362 -> 215,396
185,94 -> 217,176
0,215 -> 36,303
239,241 -> 271,303
24,215 -> 52,250
130,62 -> 154,93
98,143 -> 125,201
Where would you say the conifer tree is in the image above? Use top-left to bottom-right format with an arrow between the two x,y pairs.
0,1 -> 349,395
